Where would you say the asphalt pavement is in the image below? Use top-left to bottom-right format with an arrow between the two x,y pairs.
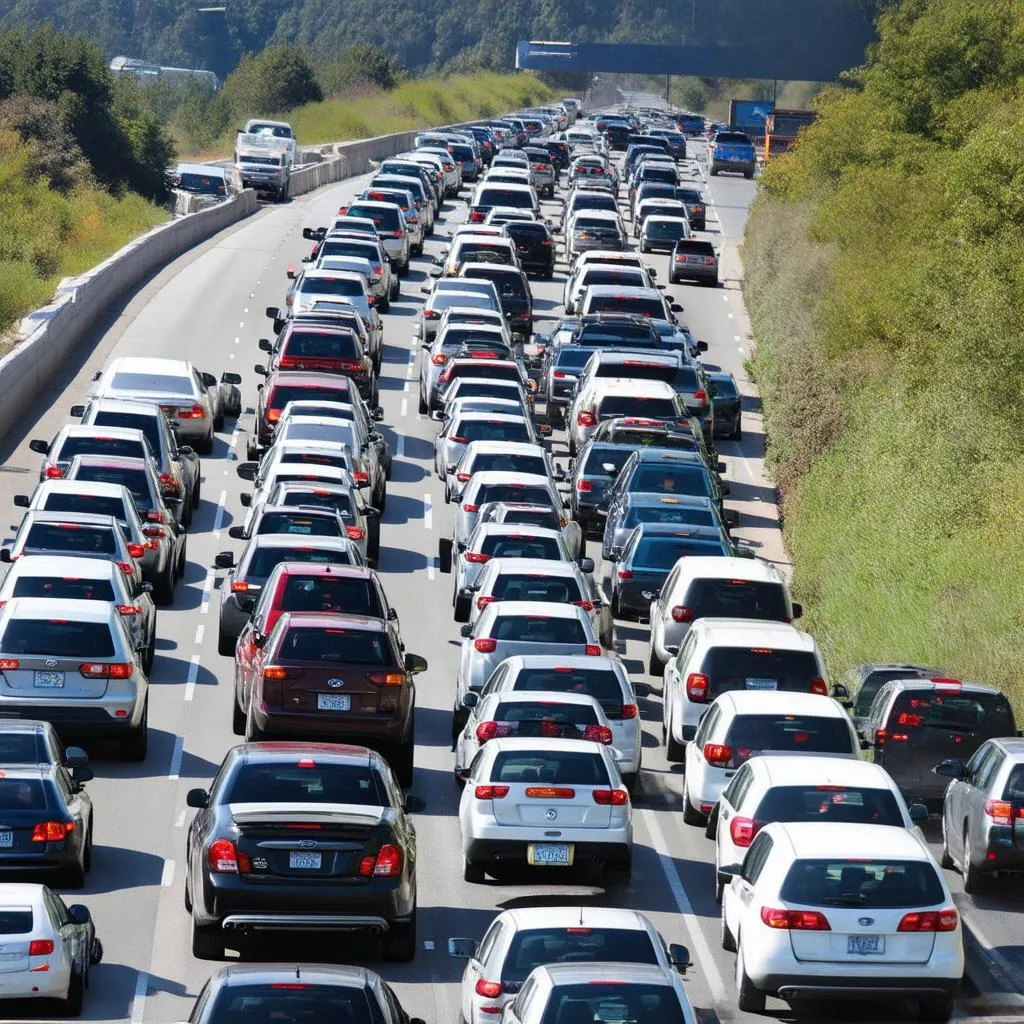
0,108 -> 1020,1024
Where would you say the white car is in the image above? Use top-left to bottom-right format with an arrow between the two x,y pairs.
647,556 -> 800,674
721,822 -> 963,1021
564,264 -> 652,314
568,378 -> 685,454
448,907 -> 688,1024
433,413 -> 538,482
454,690 -> 613,783
457,737 -> 632,883
681,690 -> 859,827
663,618 -> 829,760
0,883 -> 102,1012
711,756 -> 930,903
474,654 -> 641,789
447,441 -> 557,504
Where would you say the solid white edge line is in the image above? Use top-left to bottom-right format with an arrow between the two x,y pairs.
184,654 -> 200,702
400,398 -> 408,419
641,808 -> 727,1003
199,569 -> 215,614
397,433 -> 406,458
167,735 -> 184,779
213,490 -> 227,537
160,859 -> 175,888
130,971 -> 148,1024
194,624 -> 205,645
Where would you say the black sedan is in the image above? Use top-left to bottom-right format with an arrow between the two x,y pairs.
707,371 -> 742,439
502,221 -> 556,278
185,743 -> 417,961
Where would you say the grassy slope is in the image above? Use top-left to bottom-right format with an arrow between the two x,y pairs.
742,0 -> 1024,712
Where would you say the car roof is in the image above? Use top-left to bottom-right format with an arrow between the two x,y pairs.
484,557 -> 576,575
86,397 -> 168,416
21,510 -> 119,528
667,556 -> 783,582
277,612 -> 386,632
590,379 -> 676,397
267,371 -> 354,388
36,480 -> 128,499
753,755 -> 897,788
269,562 -> 371,579
627,522 -> 722,538
714,691 -> 845,717
3,597 -> 113,621
301,269 -> 365,283
105,356 -> 193,376
5,555 -> 118,580
768,822 -> 929,860
626,492 -> 714,510
489,689 -> 598,706
694,618 -> 815,649
485,600 -> 583,619
498,906 -> 654,930
588,351 -> 676,365
451,412 -> 526,424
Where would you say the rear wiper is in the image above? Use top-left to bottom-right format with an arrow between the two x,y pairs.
821,895 -> 868,907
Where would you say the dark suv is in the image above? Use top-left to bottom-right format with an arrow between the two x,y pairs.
502,222 -> 556,278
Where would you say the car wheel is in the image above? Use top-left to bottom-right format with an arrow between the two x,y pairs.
232,695 -> 246,736
196,432 -> 214,456
453,592 -> 471,623
383,906 -> 417,961
181,497 -> 193,529
418,392 -> 428,415
144,635 -> 155,675
192,475 -> 202,508
392,733 -> 414,788
62,852 -> 86,889
715,873 -> 726,905
245,704 -> 265,743
82,820 -> 93,873
919,995 -> 954,1024
89,937 -> 103,967
184,873 -> 193,912
963,832 -> 987,894
621,771 -> 638,794
121,700 -> 148,762
177,538 -> 187,578
705,803 -> 719,841
682,780 -> 705,826
647,647 -> 662,676
62,970 -> 85,1017
463,853 -> 486,883
214,410 -> 225,432
665,716 -> 686,763
939,816 -> 954,869
218,626 -> 235,657
733,424 -> 742,440
191,919 -> 225,961
399,260 -> 410,277
154,563 -> 175,606
438,538 -> 453,574
720,908 -> 736,952
735,944 -> 766,1014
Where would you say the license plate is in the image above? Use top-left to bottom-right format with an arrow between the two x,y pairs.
289,851 -> 322,870
317,694 -> 351,711
0,831 -> 11,848
847,934 -> 882,955
687,256 -> 704,264
33,671 -> 64,688
527,843 -> 573,866
745,677 -> 778,690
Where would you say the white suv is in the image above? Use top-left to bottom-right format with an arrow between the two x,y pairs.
457,737 -> 631,883
662,618 -> 828,761
647,556 -> 801,674
721,822 -> 963,1022
568,378 -> 685,455
711,756 -> 929,903
682,691 -> 858,828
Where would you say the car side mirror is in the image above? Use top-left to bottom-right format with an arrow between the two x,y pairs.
605,550 -> 619,562
404,652 -> 428,675
578,557 -> 595,574
387,607 -> 398,621
791,601 -> 803,619
63,746 -> 88,769
177,445 -> 194,457
831,683 -> 849,701
12,495 -> 29,508
933,759 -> 966,780
697,340 -> 709,353
364,506 -> 381,519
372,406 -> 385,422
240,493 -> 252,507
286,266 -> 297,280
254,364 -> 269,376
201,372 -> 217,387
459,624 -> 473,639
228,526 -> 245,540
420,285 -> 432,294
69,404 -> 85,417
221,372 -> 242,385
237,462 -> 258,481
71,766 -> 93,785
448,937 -> 478,959
648,267 -> 657,279
716,460 -> 726,473
720,482 -> 730,496
461,692 -> 479,709
736,548 -> 756,559
670,302 -> 684,313
665,644 -> 679,658
186,788 -> 209,809
0,550 -> 10,564
265,306 -> 281,320
723,508 -> 739,527
302,228 -> 317,240
67,904 -> 91,926
214,552 -> 235,569
28,439 -> 50,455
909,803 -> 929,822
668,943 -> 691,972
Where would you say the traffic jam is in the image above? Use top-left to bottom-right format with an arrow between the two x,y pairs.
0,97 -> 1019,1023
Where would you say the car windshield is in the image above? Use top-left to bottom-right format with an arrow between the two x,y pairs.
490,574 -> 581,603
631,535 -> 725,569
11,576 -> 116,603
56,436 -> 148,461
277,626 -> 395,666
24,523 -> 116,555
780,859 -> 944,909
1,619 -> 114,657
298,277 -> 364,299
269,579 -> 379,621
476,484 -> 553,507
701,647 -> 821,697
685,579 -> 788,620
500,928 -> 659,984
72,465 -> 153,509
284,330 -> 360,360
247,546 -> 352,579
109,372 -> 193,396
889,690 -> 1015,734
481,536 -> 563,561
539,983 -> 684,1024
256,513 -> 341,538
492,615 -> 586,644
41,494 -> 126,524
223,766 -> 389,810
754,785 -> 905,826
586,295 -> 665,318
628,465 -> 713,497
176,172 -> 226,195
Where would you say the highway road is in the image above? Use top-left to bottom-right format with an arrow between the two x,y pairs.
0,97 -> 1021,1024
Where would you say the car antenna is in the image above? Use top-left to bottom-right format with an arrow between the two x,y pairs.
579,906 -> 584,927
296,965 -> 301,979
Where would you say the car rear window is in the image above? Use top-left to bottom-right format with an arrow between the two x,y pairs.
780,859 -> 944,908
504,223 -> 549,242
647,219 -> 689,239
492,615 -> 586,645
40,494 -> 127,523
72,465 -> 153,509
853,670 -> 929,718
462,270 -> 528,298
109,373 -> 192,396
457,244 -> 514,265
624,505 -> 716,530
491,751 -> 608,785
256,513 -> 342,538
684,579 -> 789,620
277,577 -> 381,618
628,465 -> 713,497
319,240 -> 379,262
555,348 -> 597,370
1,619 -> 114,658
888,689 -> 1015,735
478,188 -> 533,209
700,647 -> 821,698
720,714 -> 854,766
1004,765 -> 1024,800
598,396 -> 680,421
585,295 -> 665,319
640,167 -> 679,184
276,489 -> 356,519
570,196 -> 618,213
489,701 -> 599,738
24,523 -> 116,555
345,206 -> 400,230
298,277 -> 364,299
493,508 -> 560,531
283,330 -> 360,360
500,928 -> 658,985
716,132 -> 751,145
0,909 -> 33,934
176,172 -> 226,195
0,780 -> 47,810
538,983 -> 685,1024
223,766 -> 389,809
278,626 -> 395,666
12,577 -> 116,603
447,365 -> 521,386
576,325 -> 659,348
440,330 -> 506,353
481,535 -> 563,561
490,574 -> 581,604
268,384 -> 350,412
450,383 -> 521,401
632,535 -> 725,568
675,240 -> 716,257
582,271 -> 646,291
434,295 -> 496,314
754,785 -> 905,826
454,420 -> 530,445
247,546 -> 353,579
469,453 -> 545,476
711,376 -> 739,398
476,484 -> 553,507
91,412 -> 162,455
582,448 -> 633,474
56,436 -> 148,462
594,360 -> 676,384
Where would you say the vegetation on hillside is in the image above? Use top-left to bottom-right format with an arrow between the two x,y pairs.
743,0 -> 1024,709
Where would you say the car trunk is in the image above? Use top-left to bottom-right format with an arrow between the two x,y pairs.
491,781 -> 611,829
264,663 -> 389,716
229,802 -> 387,881
2,653 -> 110,699
0,908 -> 35,973
789,905 -> 936,965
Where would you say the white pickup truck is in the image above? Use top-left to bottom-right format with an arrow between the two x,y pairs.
234,120 -> 298,201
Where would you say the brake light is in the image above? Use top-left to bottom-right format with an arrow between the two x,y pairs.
177,404 -> 205,419
703,743 -> 732,766
761,907 -> 830,930
930,677 -> 963,691
231,581 -> 249,594
208,837 -> 251,874
474,638 -> 497,653
425,310 -> 441,320
79,662 -> 132,679
465,551 -> 490,564
45,465 -> 64,479
262,666 -> 288,680
463,503 -> 479,513
457,472 -> 472,483
476,721 -> 503,742
143,526 -> 166,538
526,787 -> 576,798
448,436 -> 468,445
431,353 -> 447,364
367,672 -> 404,686
809,677 -> 828,696
898,909 -> 958,932
346,525 -> 366,541
583,724 -> 613,744
470,210 -> 485,222
729,816 -> 759,847
117,561 -> 134,575
159,472 -> 181,495
704,256 -> 716,266
573,600 -> 594,612
266,408 -> 281,423
31,821 -> 74,842
476,979 -> 503,998
28,939 -> 53,956
359,843 -> 403,877
616,569 -> 633,580
0,659 -> 19,670
897,712 -> 922,726
584,644 -> 601,656
875,728 -> 888,747
474,785 -> 509,799
353,471 -> 369,484
686,672 -> 709,701
117,605 -> 141,615
576,479 -> 592,492
577,408 -> 597,427
593,789 -> 629,805
552,370 -> 566,379
985,799 -> 1014,825
671,605 -> 693,622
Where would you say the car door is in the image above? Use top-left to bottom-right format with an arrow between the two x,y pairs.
45,888 -> 83,978
726,832 -> 773,939
963,744 -> 1003,859
463,919 -> 504,1014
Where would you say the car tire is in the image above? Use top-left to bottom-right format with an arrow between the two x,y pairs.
121,700 -> 148,762
939,817 -> 955,869
177,538 -> 187,578
715,873 -> 726,905
720,909 -> 736,952
83,821 -> 93,872
463,854 -> 485,884
214,410 -> 225,432
705,804 -> 719,840
196,432 -> 214,456
191,919 -> 224,961
89,937 -> 103,967
232,696 -> 246,736
143,635 -> 155,675
383,905 -> 417,962
62,970 -> 85,1017
744,170 -> 754,180
418,392 -> 428,415
379,295 -> 390,313
453,592 -> 471,623
963,833 -> 987,894
665,720 -> 686,763
735,945 -> 766,1014
218,626 -> 235,657
399,260 -> 410,277
245,705 -> 265,743
192,476 -> 202,509
621,771 -> 638,794
919,995 -> 954,1024
682,780 -> 705,826
438,538 -> 453,574
154,563 -> 175,606
733,425 -> 742,441
647,648 -> 662,676
62,852 -> 86,890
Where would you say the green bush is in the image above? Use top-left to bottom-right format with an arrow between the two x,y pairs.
221,45 -> 323,121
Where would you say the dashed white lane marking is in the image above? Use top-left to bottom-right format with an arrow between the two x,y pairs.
423,492 -> 433,530
403,381 -> 409,393
233,336 -> 240,345
243,308 -> 248,314
194,624 -> 205,645
200,569 -> 215,614
737,347 -> 744,354
397,434 -> 406,458
642,808 -> 727,1002
423,940 -> 435,950
427,555 -> 437,580
400,398 -> 408,418
130,971 -> 148,1024
213,489 -> 227,537
160,859 -> 175,888
229,352 -> 235,359
167,735 -> 183,779
230,424 -> 242,449
175,810 -> 186,828
184,654 -> 200,702
727,312 -> 734,319
239,320 -> 245,328
733,335 -> 742,342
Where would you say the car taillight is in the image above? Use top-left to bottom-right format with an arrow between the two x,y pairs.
552,370 -> 566,379
470,210 -> 485,222
231,580 -> 249,593
576,408 -> 597,427
117,605 -> 141,615
583,724 -> 613,744
208,837 -> 251,874
80,662 -> 132,678
439,368 -> 452,382
126,543 -> 145,559
573,600 -> 594,612
0,659 -> 19,670
465,552 -> 490,564
616,569 -> 633,581
266,408 -> 281,423
367,672 -> 404,686
729,816 -> 759,847
576,479 -> 592,492
703,743 -> 732,766
761,908 -> 830,930
425,310 -> 441,320
686,672 -> 709,701
346,526 -> 366,541
45,466 -> 64,479
476,720 -> 504,742
159,472 -> 181,495
28,939 -> 53,956
31,821 -> 74,842
117,561 -> 134,575
476,595 -> 496,611
897,909 -> 959,932
353,471 -> 369,484
693,389 -> 707,402
431,353 -> 447,364
263,666 -> 289,680
592,788 -> 629,805
143,526 -> 166,538
474,637 -> 497,653
476,979 -> 503,998
704,256 -> 716,266
985,799 -> 1014,825
463,503 -> 479,513
359,843 -> 403,877
457,472 -> 472,482
474,785 -> 509,799
178,404 -> 206,419
809,677 -> 828,695
671,605 -> 693,622
584,644 -> 601,656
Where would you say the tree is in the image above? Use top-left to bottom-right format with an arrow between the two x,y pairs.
318,43 -> 406,96
222,44 -> 323,117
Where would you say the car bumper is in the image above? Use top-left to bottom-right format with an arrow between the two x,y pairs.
572,504 -> 604,534
0,964 -> 71,1000
754,971 -> 961,1002
671,264 -> 718,283
0,846 -> 80,874
171,418 -> 212,443
464,835 -> 631,866
252,705 -> 410,746
0,694 -> 146,735
379,239 -> 407,262
614,581 -> 659,618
